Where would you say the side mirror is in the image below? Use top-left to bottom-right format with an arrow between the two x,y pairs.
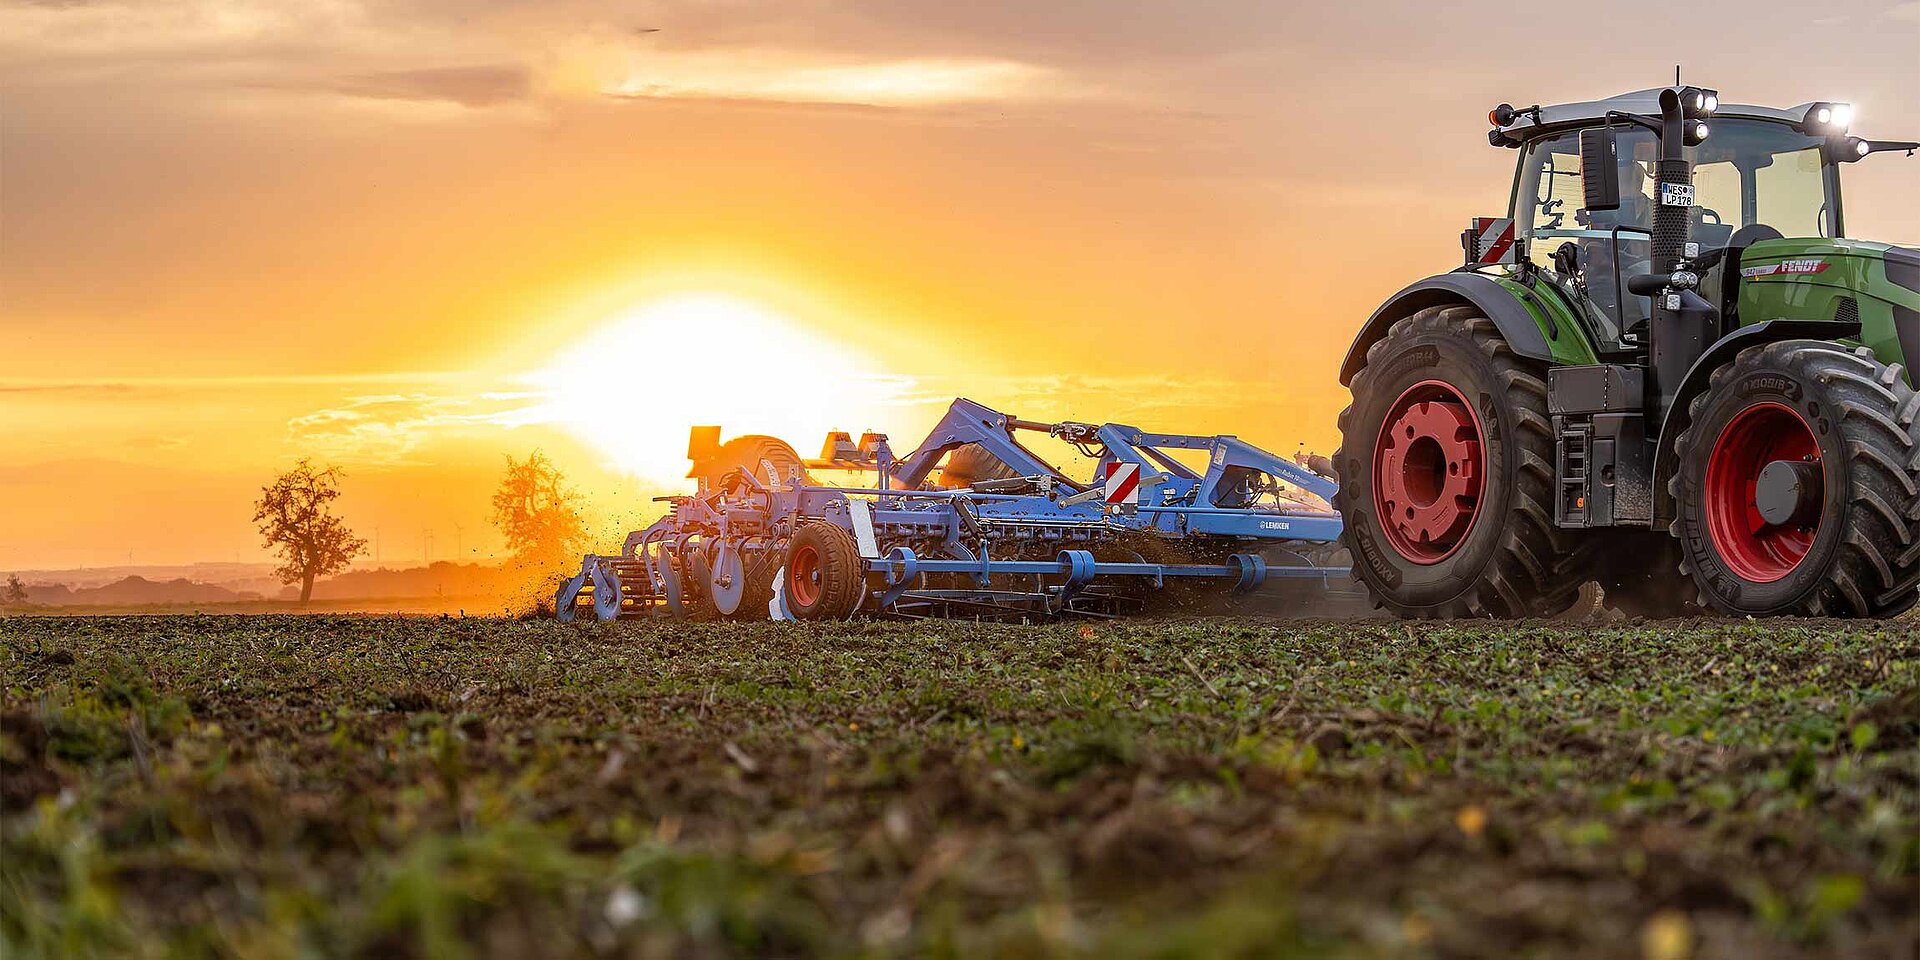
1579,127 -> 1620,212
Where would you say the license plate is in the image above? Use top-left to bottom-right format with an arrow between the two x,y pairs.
1660,183 -> 1694,207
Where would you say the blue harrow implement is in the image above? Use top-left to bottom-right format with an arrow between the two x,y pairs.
556,398 -> 1352,622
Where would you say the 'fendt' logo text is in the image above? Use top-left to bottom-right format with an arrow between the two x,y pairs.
1740,259 -> 1830,278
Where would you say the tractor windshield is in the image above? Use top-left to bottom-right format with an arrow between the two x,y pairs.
1686,120 -> 1837,243
1512,119 -> 1839,347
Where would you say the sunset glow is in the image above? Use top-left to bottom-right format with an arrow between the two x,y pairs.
1,1 -> 1914,571
524,294 -> 896,485
595,51 -> 1057,107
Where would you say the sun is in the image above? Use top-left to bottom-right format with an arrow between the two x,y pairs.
526,293 -> 894,485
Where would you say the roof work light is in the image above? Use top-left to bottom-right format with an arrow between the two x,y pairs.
1679,86 -> 1718,119
1798,102 -> 1853,135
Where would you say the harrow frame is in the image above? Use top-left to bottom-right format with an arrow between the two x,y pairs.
557,399 -> 1348,622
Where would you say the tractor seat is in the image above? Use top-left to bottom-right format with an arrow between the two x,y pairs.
1718,224 -> 1788,327
1728,224 -> 1785,247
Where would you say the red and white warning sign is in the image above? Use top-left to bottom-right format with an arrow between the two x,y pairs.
1103,461 -> 1141,505
1469,217 -> 1516,266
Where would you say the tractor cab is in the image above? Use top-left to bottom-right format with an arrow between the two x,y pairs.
1488,89 -> 1917,369
1509,110 -> 1832,347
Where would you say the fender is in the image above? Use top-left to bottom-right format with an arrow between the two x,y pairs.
1339,273 -> 1554,385
1649,318 -> 1862,522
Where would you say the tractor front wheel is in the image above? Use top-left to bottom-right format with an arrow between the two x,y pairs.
1670,342 -> 1920,616
1335,305 -> 1593,617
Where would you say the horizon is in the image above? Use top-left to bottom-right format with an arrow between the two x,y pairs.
5,0 -> 1918,571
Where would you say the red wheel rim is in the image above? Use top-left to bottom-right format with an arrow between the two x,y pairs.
789,544 -> 821,606
1704,402 -> 1822,583
1372,380 -> 1485,564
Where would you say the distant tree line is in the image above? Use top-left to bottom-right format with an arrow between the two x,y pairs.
3,574 -> 28,609
253,451 -> 585,605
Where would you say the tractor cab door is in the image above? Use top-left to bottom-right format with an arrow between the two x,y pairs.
1512,127 -> 1659,349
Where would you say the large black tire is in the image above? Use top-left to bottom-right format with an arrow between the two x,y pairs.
1335,305 -> 1594,618
937,443 -> 1022,488
692,435 -> 812,489
1669,342 -> 1920,617
784,522 -> 865,620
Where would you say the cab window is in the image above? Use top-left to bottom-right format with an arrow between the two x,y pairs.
1754,146 -> 1830,238
1512,128 -> 1657,345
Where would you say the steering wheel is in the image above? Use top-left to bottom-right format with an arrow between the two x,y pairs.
1540,198 -> 1565,230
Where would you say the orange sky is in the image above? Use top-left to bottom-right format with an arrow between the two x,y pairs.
3,0 -> 1917,569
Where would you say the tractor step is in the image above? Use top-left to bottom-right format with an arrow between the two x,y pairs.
1556,421 -> 1591,526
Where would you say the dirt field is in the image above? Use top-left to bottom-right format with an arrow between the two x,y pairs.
2,615 -> 1915,959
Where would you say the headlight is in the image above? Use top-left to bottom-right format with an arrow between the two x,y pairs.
1686,121 -> 1710,145
1679,86 -> 1719,118
1855,138 -> 1871,157
1801,101 -> 1853,135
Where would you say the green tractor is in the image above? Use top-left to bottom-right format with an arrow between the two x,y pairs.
1337,86 -> 1919,618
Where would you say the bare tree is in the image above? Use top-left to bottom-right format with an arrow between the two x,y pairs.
254,459 -> 367,604
2,574 -> 27,608
491,451 -> 587,567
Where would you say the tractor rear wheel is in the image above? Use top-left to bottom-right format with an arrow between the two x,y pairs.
1335,304 -> 1594,618
1670,342 -> 1920,617
784,522 -> 865,620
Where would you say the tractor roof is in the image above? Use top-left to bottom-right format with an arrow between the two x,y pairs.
1493,87 -> 1810,142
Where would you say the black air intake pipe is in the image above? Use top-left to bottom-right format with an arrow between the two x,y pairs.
1651,89 -> 1691,276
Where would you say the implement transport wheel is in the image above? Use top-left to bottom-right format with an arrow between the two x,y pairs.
1671,342 -> 1920,617
1335,304 -> 1594,618
784,522 -> 865,620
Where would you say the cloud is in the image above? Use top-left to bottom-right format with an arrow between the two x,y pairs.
0,0 -> 533,116
2,0 -> 1101,116
586,48 -> 1066,108
322,64 -> 531,107
286,391 -> 544,464
0,373 -> 459,393
0,382 -> 138,395
0,0 -> 375,60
